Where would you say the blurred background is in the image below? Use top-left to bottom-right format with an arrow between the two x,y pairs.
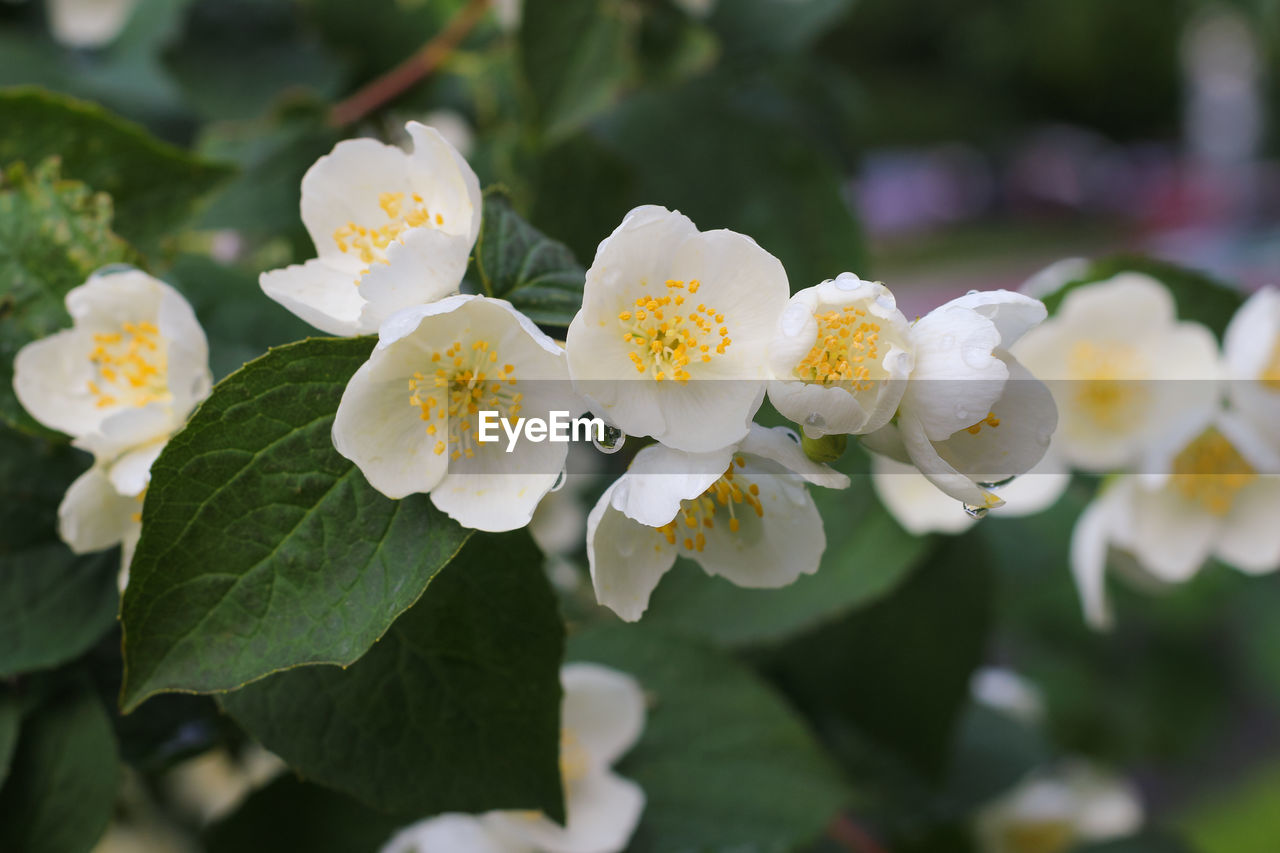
2,1 -> 1278,851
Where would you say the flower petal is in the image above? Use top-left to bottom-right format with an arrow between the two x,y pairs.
260,258 -> 367,337
942,289 -> 1047,349
381,814 -> 526,853
737,423 -> 850,490
902,305 -> 1008,442
612,442 -> 733,527
488,769 -> 645,853
58,465 -> 137,554
560,663 -> 646,769
586,482 -> 677,622
1070,484 -> 1123,630
1215,476 -> 1280,574
108,440 -> 165,497
872,455 -> 976,536
355,227 -> 473,332
898,411 -> 1004,509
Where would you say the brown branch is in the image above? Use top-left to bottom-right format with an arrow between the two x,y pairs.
329,0 -> 492,128
827,814 -> 891,853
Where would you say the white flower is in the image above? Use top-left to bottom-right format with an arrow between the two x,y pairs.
260,122 -> 482,337
586,425 -> 849,621
565,206 -> 788,453
333,295 -> 582,532
1013,273 -> 1222,472
164,743 -> 285,825
871,452 -> 1069,536
766,273 -> 914,438
493,0 -> 523,32
1224,285 -> 1280,451
864,291 -> 1057,510
382,663 -> 646,853
1071,412 -> 1280,628
971,667 -> 1045,726
47,0 -> 138,48
13,268 -> 211,460
975,762 -> 1143,853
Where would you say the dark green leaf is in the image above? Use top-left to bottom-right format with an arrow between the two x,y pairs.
709,0 -> 853,58
0,159 -> 136,435
569,625 -> 850,852
221,532 -> 566,821
0,692 -> 18,789
120,337 -> 473,711
1043,255 -> 1245,341
206,775 -> 402,853
643,451 -> 931,647
520,0 -> 637,142
0,678 -> 119,853
1073,832 -> 1196,853
0,88 -> 233,248
762,533 -> 994,779
475,189 -> 585,329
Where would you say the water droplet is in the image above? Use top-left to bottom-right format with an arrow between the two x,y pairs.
953,403 -> 971,422
549,468 -> 568,492
977,475 -> 1017,489
593,424 -> 626,454
780,427 -> 801,444
963,503 -> 989,520
966,289 -> 979,295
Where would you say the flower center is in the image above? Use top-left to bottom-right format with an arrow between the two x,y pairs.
965,411 -> 1001,435
86,321 -> 169,409
1171,428 -> 1256,515
559,730 -> 591,785
1262,338 -> 1280,390
655,456 -> 762,552
1000,820 -> 1075,853
1068,340 -> 1148,429
793,305 -> 881,389
619,279 -> 730,383
407,338 -> 521,462
332,191 -> 443,272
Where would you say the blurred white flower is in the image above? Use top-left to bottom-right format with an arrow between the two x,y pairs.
492,0 -> 522,32
14,268 -> 211,460
1071,412 -> 1280,628
767,273 -> 914,438
333,295 -> 583,532
586,425 -> 849,621
164,744 -> 286,826
871,452 -> 1068,537
382,663 -> 646,853
1013,273 -> 1222,472
260,122 -> 481,337
420,109 -> 476,159
47,0 -> 138,48
566,206 -> 788,453
975,762 -> 1143,853
1224,285 -> 1280,451
971,667 -> 1045,726
864,290 -> 1057,511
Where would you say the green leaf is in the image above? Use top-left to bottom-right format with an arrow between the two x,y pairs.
221,531 -> 566,821
475,189 -> 586,329
0,678 -> 119,853
708,0 -> 853,57
762,534 -> 994,780
520,0 -> 637,143
0,159 -> 136,435
206,776 -> 402,853
569,625 -> 850,852
642,451 -> 932,647
0,425 -> 120,678
1042,255 -> 1246,341
0,87 -> 233,248
0,692 -> 18,789
1074,833 -> 1196,853
119,337 -> 473,711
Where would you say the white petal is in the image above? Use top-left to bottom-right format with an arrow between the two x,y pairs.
899,412 -> 1003,509
259,258 -> 366,337
1215,476 -> 1280,574
1125,482 -> 1217,583
1224,286 -> 1280,379
612,442 -> 733,527
46,0 -> 138,47
487,770 -> 644,853
871,455 -> 976,536
381,814 -> 527,853
987,450 -> 1071,518
355,227 -> 473,332
1070,486 -> 1122,630
300,137 -> 414,264
1018,257 -> 1089,299
561,663 -> 646,768
431,449 -> 565,532
74,402 -> 175,461
1054,273 -> 1176,340
1064,763 -> 1144,841
941,289 -> 1047,349
695,468 -> 826,588
108,440 -> 165,497
903,305 -> 1007,441
58,466 -> 137,554
404,122 -> 483,244
12,329 -> 107,439
155,275 -> 212,417
737,424 -> 850,490
586,482 -> 677,622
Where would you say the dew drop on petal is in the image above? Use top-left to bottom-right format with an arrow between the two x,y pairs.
963,503 -> 989,520
549,468 -> 568,492
977,475 -> 1018,489
593,424 -> 626,454
780,426 -> 801,445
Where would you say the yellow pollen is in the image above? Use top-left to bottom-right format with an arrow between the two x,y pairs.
410,337 -> 521,465
1171,428 -> 1256,516
999,820 -> 1075,853
1069,340 -> 1148,429
794,305 -> 881,390
1261,338 -> 1280,390
332,190 -> 442,275
655,456 -> 761,550
965,412 -> 1001,435
86,321 -> 169,410
618,279 -> 730,383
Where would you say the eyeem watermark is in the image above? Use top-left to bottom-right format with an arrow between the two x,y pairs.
478,411 -> 606,453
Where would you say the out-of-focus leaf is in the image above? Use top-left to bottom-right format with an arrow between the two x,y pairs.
570,625 -> 850,852
120,338 -> 472,711
0,88 -> 233,248
0,678 -> 119,853
709,0 -> 853,58
0,160 -> 136,435
0,692 -> 18,789
221,532 -> 566,822
301,0 -> 461,82
205,775 -> 402,853
1042,256 -> 1245,341
1074,832 -> 1197,853
474,189 -> 585,329
520,0 -> 637,143
643,450 -> 932,647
